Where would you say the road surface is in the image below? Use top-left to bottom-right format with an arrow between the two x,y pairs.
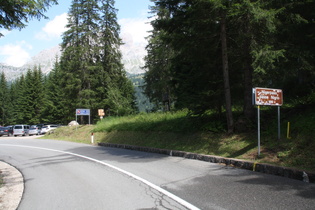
0,136 -> 315,209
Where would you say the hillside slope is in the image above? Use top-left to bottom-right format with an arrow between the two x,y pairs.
46,106 -> 315,173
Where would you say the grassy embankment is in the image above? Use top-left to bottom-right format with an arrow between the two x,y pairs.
46,106 -> 315,172
0,171 -> 3,188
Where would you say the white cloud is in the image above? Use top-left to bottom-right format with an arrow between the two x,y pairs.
0,42 -> 32,67
36,13 -> 68,40
119,18 -> 152,45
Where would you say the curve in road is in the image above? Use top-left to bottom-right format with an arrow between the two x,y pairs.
0,143 -> 199,210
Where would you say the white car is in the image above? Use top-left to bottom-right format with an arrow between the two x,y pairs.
40,125 -> 58,134
13,125 -> 30,137
29,127 -> 41,136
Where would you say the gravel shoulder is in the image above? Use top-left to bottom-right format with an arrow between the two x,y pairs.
0,161 -> 24,210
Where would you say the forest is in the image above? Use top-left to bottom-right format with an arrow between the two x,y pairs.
143,0 -> 315,133
0,0 -> 314,133
0,0 -> 136,125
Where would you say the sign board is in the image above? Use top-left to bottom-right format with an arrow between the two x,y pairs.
98,109 -> 105,116
253,88 -> 283,106
76,109 -> 91,124
253,87 -> 284,156
76,109 -> 90,116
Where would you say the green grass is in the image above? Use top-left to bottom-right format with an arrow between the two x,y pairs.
46,106 -> 315,172
93,110 -> 209,132
0,171 -> 3,188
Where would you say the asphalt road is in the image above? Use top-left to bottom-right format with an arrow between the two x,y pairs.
0,136 -> 315,210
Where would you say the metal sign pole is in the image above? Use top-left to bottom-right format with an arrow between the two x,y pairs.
257,105 -> 261,156
278,106 -> 281,140
75,112 -> 78,131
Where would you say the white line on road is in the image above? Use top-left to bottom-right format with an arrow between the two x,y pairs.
0,144 -> 200,210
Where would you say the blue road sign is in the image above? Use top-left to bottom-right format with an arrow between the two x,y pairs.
76,109 -> 90,116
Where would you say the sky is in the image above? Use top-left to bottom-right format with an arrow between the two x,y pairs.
0,0 -> 153,67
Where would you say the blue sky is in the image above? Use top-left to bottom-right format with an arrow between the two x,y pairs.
0,0 -> 153,67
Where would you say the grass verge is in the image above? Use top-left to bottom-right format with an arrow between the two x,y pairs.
45,107 -> 315,172
0,170 -> 3,188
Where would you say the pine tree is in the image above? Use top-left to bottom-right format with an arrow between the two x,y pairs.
146,0 -> 225,115
98,0 -> 136,115
0,72 -> 9,125
60,0 -> 100,122
13,75 -> 27,124
60,0 -> 136,122
0,0 -> 58,37
144,4 -> 175,111
28,66 -> 45,124
43,59 -> 67,123
267,0 -> 315,103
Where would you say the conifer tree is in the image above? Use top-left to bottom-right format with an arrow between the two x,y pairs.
60,0 -> 135,121
60,0 -> 100,122
29,67 -> 45,124
43,58 -> 69,124
0,72 -> 9,125
0,0 -> 58,37
144,4 -> 175,111
98,0 -> 136,115
13,75 -> 27,124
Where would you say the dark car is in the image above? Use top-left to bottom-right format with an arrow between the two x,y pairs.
0,127 -> 12,137
6,126 -> 14,135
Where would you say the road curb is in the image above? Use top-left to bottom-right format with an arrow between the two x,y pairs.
0,161 -> 24,210
98,143 -> 315,183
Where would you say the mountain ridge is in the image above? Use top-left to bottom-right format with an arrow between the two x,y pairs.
1,44 -> 146,81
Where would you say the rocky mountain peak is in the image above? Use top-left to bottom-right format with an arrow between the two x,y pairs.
1,43 -> 146,81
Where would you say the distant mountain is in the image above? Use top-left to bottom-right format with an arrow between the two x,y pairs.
23,45 -> 61,75
0,43 -> 146,81
121,42 -> 147,75
0,45 -> 61,81
0,63 -> 28,81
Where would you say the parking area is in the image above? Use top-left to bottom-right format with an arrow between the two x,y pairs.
0,135 -> 43,140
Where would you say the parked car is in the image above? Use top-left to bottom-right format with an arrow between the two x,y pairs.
6,126 -> 14,136
29,125 -> 41,136
13,125 -> 30,137
0,127 -> 11,137
40,125 -> 58,134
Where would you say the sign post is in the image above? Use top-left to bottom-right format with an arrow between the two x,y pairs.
253,88 -> 283,156
76,109 -> 91,124
257,105 -> 261,156
98,109 -> 105,120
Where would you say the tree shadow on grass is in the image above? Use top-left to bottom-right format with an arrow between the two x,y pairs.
227,143 -> 257,158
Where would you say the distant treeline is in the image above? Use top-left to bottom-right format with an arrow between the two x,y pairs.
0,0 -> 137,125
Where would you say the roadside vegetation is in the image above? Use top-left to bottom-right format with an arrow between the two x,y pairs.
46,105 -> 315,173
0,171 -> 3,188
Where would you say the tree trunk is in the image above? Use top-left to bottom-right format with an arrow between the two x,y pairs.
243,15 -> 255,120
220,12 -> 234,134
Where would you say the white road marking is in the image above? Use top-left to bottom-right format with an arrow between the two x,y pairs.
0,144 -> 200,210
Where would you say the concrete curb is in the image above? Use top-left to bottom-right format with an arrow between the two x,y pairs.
98,143 -> 315,183
0,161 -> 24,210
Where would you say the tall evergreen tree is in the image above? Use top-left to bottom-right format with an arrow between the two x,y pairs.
43,59 -> 67,123
147,0 -> 225,115
268,0 -> 315,103
60,0 -> 135,122
0,72 -> 9,125
98,0 -> 136,115
60,0 -> 100,121
0,0 -> 58,37
13,75 -> 27,124
146,0 -> 291,133
144,4 -> 175,111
